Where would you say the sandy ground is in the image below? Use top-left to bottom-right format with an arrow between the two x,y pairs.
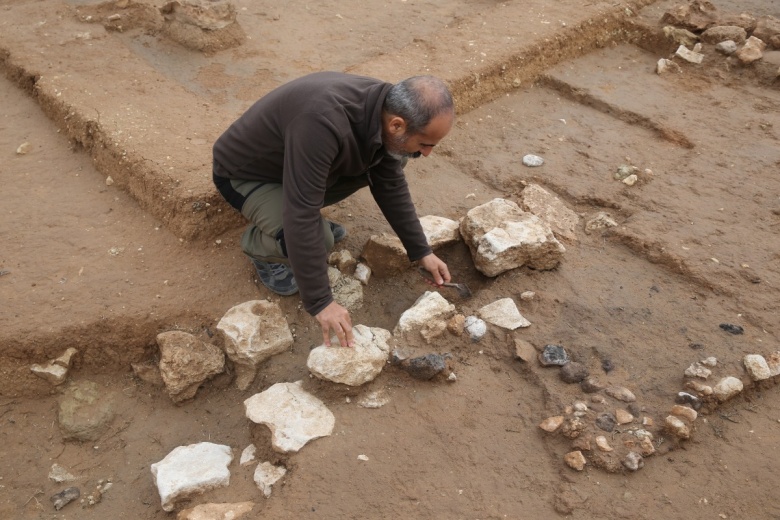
1,0 -> 780,518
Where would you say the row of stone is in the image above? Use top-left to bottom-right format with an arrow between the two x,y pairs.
31,181 -> 587,393
658,3 -> 779,70
666,350 -> 780,441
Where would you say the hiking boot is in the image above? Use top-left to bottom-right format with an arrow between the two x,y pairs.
328,220 -> 347,243
251,259 -> 298,296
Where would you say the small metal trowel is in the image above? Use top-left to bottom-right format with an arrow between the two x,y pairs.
417,267 -> 473,298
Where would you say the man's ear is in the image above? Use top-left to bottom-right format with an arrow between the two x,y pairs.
388,115 -> 407,135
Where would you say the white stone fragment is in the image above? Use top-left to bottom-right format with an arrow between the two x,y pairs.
16,142 -> 31,154
595,436 -> 613,452
478,298 -> 530,330
216,300 -> 293,390
656,58 -> 680,74
713,376 -> 744,402
150,442 -> 233,512
634,429 -> 653,441
665,415 -> 690,439
520,291 -> 536,300
329,267 -> 363,311
394,291 -> 455,336
573,402 -> 588,412
30,362 -> 69,385
328,249 -> 357,273
684,361 -> 712,379
584,212 -> 618,235
357,389 -> 390,408
675,44 -> 704,63
307,325 -> 391,386
701,356 -> 717,367
622,174 -> 638,186
464,316 -> 487,341
605,386 -> 636,402
539,416 -> 564,433
522,154 -> 544,167
353,262 -> 371,285
244,381 -> 335,453
357,454 -> 369,461
253,462 -> 286,498
49,463 -> 76,483
716,40 -> 738,54
460,198 -> 565,277
623,451 -> 644,471
53,348 -> 79,367
240,444 -> 257,466
420,215 -> 461,248
744,354 -> 771,381
177,502 -> 255,520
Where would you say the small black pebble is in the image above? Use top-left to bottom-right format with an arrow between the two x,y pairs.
719,323 -> 744,335
689,342 -> 704,350
601,359 -> 614,373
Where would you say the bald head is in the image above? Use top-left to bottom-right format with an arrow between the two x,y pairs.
383,76 -> 455,134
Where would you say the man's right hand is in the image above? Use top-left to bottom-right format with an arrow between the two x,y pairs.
315,301 -> 354,348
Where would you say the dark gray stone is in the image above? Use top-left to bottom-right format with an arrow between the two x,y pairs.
560,362 -> 589,383
51,487 -> 80,510
719,323 -> 744,335
595,413 -> 617,432
675,391 -> 702,410
539,345 -> 569,366
402,353 -> 447,380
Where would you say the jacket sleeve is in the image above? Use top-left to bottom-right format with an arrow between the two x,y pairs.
282,114 -> 339,316
368,157 -> 432,261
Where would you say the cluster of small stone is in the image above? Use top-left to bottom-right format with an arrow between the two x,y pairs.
656,1 -> 780,73
535,344 -> 656,473
668,347 -> 780,441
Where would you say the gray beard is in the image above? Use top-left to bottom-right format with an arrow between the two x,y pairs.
387,150 -> 416,160
384,132 -> 417,160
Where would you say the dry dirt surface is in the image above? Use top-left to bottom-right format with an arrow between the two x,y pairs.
1,0 -> 780,518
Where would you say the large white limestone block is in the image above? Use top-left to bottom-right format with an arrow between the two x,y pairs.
244,381 -> 335,453
307,325 -> 391,386
216,300 -> 293,390
150,442 -> 233,512
460,198 -> 565,277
